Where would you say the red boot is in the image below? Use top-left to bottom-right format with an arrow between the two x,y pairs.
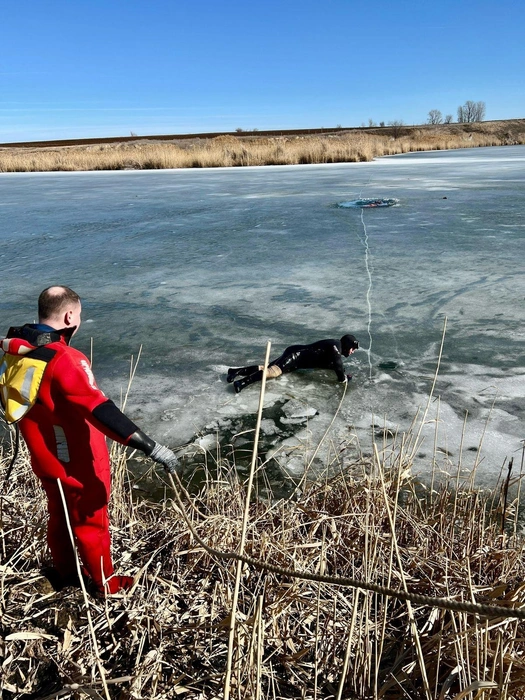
100,574 -> 135,596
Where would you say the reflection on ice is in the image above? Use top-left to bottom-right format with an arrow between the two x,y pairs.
0,147 -> 524,486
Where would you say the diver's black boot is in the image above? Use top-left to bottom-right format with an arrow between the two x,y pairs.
227,368 -> 241,383
227,365 -> 259,383
234,376 -> 249,393
234,370 -> 263,394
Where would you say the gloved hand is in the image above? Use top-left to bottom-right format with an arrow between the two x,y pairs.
346,374 -> 352,382
149,442 -> 181,475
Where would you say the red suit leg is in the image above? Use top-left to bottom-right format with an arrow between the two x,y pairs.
43,479 -> 78,579
41,477 -> 116,592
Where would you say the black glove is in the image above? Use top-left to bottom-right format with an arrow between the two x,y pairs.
346,374 -> 352,382
149,442 -> 181,475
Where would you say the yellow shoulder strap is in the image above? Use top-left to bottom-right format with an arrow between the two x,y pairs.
0,354 -> 50,423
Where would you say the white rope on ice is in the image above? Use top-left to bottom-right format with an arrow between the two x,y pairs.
358,207 -> 374,380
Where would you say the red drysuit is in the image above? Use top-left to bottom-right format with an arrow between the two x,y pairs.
2,326 -> 140,594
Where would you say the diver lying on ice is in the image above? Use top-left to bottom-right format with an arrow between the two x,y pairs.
227,334 -> 359,393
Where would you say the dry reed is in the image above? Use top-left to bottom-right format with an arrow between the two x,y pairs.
1,120 -> 524,173
1,412 -> 525,699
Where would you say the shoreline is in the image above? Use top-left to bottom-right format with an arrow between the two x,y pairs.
1,119 -> 524,173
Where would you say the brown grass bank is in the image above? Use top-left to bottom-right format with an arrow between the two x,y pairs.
1,423 -> 525,699
1,119 -> 524,172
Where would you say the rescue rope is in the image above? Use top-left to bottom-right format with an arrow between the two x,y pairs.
356,170 -> 374,380
167,471 -> 525,621
358,207 -> 374,380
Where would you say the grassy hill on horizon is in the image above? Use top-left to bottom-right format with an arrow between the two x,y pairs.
1,118 -> 524,172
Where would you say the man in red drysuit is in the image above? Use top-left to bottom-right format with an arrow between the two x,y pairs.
0,286 -> 180,596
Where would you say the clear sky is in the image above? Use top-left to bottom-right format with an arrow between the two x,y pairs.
2,0 -> 524,143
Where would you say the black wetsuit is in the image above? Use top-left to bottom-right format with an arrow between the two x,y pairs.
230,338 -> 349,392
271,339 -> 347,380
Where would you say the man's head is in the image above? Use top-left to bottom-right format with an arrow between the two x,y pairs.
38,286 -> 82,334
341,334 -> 359,357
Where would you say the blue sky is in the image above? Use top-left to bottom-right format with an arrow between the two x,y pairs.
2,0 -> 524,143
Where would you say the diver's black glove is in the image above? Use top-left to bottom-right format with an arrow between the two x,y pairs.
346,374 -> 352,382
150,443 -> 181,475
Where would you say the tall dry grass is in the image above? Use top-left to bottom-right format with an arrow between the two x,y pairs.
1,121 -> 524,172
1,416 -> 525,698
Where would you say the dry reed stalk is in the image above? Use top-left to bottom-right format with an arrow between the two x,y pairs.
375,444 -> 433,700
452,412 -> 470,529
224,341 -> 271,700
313,578 -> 322,699
430,395 -> 441,500
336,587 -> 362,700
253,592 -> 264,700
375,438 -> 407,688
513,446 -> 525,541
56,478 -> 111,700
408,317 -> 447,463
109,348 -> 144,523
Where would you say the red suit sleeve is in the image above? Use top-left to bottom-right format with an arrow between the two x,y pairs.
52,349 -> 140,443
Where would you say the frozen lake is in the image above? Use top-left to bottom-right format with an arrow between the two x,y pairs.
1,146 -> 524,486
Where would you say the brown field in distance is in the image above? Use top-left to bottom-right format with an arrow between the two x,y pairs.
1,119 -> 524,172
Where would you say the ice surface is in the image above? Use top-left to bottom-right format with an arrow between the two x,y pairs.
1,147 -> 524,486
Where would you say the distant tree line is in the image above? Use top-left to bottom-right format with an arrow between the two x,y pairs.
235,99 -> 487,138
363,101 -> 486,133
457,100 -> 486,123
427,110 -> 453,125
427,101 -> 486,125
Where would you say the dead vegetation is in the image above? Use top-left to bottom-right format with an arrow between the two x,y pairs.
1,417 -> 525,699
1,120 -> 524,172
